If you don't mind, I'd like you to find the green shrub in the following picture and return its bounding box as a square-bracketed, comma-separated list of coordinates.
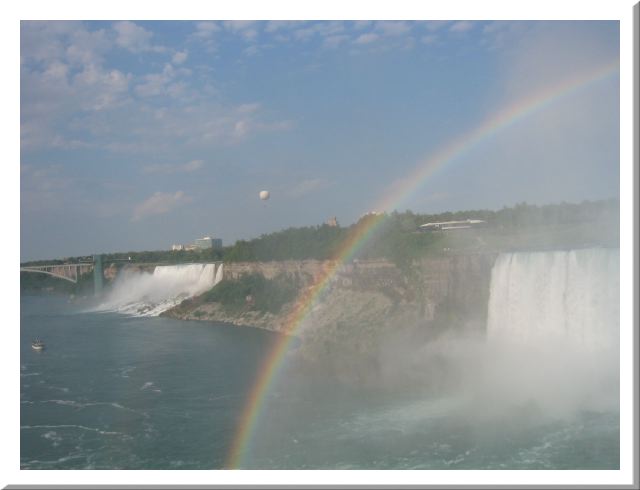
[202, 273, 299, 314]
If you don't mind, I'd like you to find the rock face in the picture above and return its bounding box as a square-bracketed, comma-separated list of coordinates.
[163, 254, 497, 379]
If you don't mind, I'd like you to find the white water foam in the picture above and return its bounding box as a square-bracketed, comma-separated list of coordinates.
[96, 263, 222, 317]
[487, 248, 619, 350]
[21, 424, 129, 437]
[484, 248, 619, 415]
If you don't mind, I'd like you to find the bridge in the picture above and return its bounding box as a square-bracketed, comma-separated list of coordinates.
[19, 263, 94, 283]
[21, 256, 214, 296]
[20, 255, 120, 296]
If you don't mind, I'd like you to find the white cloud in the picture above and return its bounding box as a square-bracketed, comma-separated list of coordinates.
[223, 20, 258, 41]
[354, 33, 379, 45]
[143, 159, 204, 174]
[237, 103, 261, 114]
[132, 191, 189, 221]
[194, 21, 220, 38]
[293, 26, 317, 41]
[265, 20, 301, 33]
[21, 32, 132, 150]
[20, 21, 292, 154]
[135, 63, 177, 98]
[224, 20, 256, 31]
[92, 99, 291, 154]
[182, 159, 204, 172]
[243, 45, 260, 56]
[172, 50, 188, 65]
[423, 20, 450, 32]
[324, 34, 349, 49]
[376, 21, 411, 37]
[353, 20, 372, 30]
[21, 21, 110, 67]
[113, 21, 162, 53]
[74, 64, 130, 110]
[449, 21, 475, 33]
[479, 21, 531, 51]
[291, 21, 345, 42]
[233, 120, 249, 138]
[65, 29, 111, 66]
[21, 164, 68, 191]
[192, 22, 220, 52]
[421, 34, 438, 45]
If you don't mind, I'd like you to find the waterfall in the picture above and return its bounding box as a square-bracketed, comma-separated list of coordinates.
[214, 262, 224, 285]
[487, 248, 619, 351]
[483, 248, 619, 414]
[97, 263, 220, 317]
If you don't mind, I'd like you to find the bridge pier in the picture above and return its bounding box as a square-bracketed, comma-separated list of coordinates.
[93, 254, 103, 296]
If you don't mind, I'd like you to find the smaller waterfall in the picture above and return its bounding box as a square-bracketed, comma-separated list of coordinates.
[214, 263, 224, 285]
[97, 263, 221, 317]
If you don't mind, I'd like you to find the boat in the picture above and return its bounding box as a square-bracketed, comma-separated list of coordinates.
[31, 339, 45, 351]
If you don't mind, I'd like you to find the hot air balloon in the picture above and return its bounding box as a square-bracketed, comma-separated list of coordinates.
[259, 190, 270, 201]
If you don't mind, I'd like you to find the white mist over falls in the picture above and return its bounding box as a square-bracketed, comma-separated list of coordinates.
[22, 249, 620, 469]
[96, 263, 223, 316]
[242, 248, 620, 469]
[97, 249, 620, 417]
[446, 247, 620, 419]
[485, 248, 619, 414]
[96, 250, 619, 415]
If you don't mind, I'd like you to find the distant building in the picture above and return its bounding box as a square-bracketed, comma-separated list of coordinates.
[171, 244, 184, 251]
[194, 236, 223, 249]
[325, 216, 339, 227]
[419, 219, 486, 232]
[195, 237, 213, 249]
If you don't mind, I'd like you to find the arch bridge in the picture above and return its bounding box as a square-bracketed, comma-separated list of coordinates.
[20, 255, 116, 295]
[19, 263, 94, 283]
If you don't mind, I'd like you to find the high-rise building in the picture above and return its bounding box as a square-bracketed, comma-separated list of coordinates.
[195, 237, 213, 249]
[194, 237, 223, 249]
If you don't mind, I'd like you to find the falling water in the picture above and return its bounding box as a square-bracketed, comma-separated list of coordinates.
[214, 263, 224, 284]
[487, 248, 619, 350]
[484, 248, 619, 415]
[96, 263, 222, 317]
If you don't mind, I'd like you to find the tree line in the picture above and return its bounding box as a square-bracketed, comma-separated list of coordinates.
[21, 198, 619, 268]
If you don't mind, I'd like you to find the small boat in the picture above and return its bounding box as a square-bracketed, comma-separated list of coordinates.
[31, 339, 45, 351]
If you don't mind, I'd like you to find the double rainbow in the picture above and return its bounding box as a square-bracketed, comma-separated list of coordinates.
[226, 59, 619, 469]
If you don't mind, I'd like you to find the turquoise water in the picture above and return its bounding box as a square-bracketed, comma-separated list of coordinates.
[21, 295, 619, 470]
[21, 295, 273, 469]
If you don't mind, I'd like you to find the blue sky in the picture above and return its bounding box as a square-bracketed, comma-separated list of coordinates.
[20, 20, 619, 261]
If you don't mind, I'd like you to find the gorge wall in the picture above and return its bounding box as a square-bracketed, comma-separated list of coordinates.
[163, 254, 498, 382]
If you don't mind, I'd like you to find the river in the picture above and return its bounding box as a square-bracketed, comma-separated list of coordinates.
[21, 287, 619, 470]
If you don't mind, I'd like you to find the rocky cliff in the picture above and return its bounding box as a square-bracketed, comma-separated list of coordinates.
[163, 254, 497, 382]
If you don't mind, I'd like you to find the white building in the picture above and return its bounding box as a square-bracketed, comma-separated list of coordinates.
[194, 236, 223, 249]
[419, 219, 486, 231]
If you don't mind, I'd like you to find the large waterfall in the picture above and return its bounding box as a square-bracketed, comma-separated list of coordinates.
[97, 263, 223, 317]
[487, 248, 619, 350]
[483, 248, 619, 414]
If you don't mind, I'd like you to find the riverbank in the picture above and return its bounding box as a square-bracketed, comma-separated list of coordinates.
[161, 254, 498, 384]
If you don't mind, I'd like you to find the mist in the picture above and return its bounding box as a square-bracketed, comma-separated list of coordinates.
[246, 246, 620, 468]
[95, 263, 222, 316]
[382, 248, 618, 416]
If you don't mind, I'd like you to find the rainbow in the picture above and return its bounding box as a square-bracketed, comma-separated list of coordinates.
[226, 60, 619, 468]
